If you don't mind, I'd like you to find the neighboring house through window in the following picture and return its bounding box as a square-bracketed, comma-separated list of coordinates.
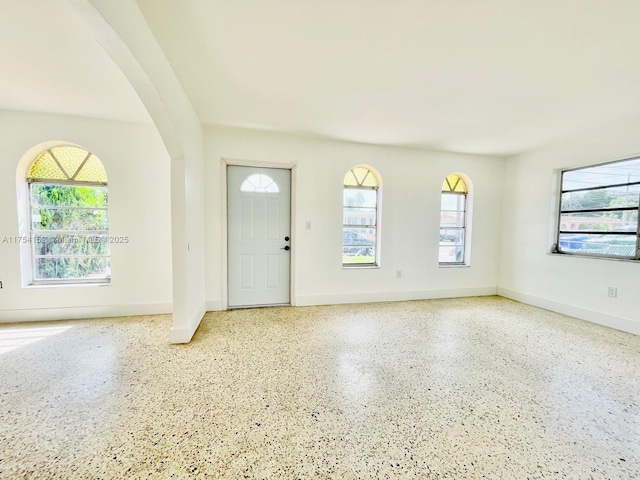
[25, 145, 110, 284]
[343, 166, 381, 266]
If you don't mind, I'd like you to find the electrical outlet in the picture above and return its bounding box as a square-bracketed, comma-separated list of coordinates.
[0, 281, 3, 289]
[607, 286, 617, 298]
[396, 270, 402, 278]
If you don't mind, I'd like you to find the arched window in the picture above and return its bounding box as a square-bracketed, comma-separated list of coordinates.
[26, 145, 110, 284]
[440, 174, 469, 265]
[343, 166, 381, 266]
[240, 173, 279, 193]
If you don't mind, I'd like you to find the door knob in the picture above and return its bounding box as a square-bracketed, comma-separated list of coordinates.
[281, 246, 290, 251]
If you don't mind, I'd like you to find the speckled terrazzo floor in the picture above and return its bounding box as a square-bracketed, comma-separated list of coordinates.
[1, 297, 639, 479]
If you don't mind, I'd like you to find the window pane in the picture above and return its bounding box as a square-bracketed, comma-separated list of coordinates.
[30, 147, 108, 183]
[34, 257, 111, 280]
[31, 184, 108, 208]
[49, 146, 88, 179]
[28, 151, 66, 180]
[343, 227, 376, 263]
[73, 155, 108, 183]
[343, 227, 376, 246]
[558, 233, 637, 256]
[343, 189, 376, 208]
[360, 172, 378, 188]
[32, 234, 110, 256]
[442, 175, 468, 193]
[561, 185, 640, 211]
[343, 206, 376, 226]
[352, 167, 370, 185]
[440, 211, 465, 228]
[240, 174, 279, 193]
[559, 210, 637, 233]
[342, 247, 376, 264]
[344, 167, 378, 188]
[31, 208, 109, 231]
[563, 158, 640, 191]
[441, 192, 466, 211]
[439, 245, 464, 263]
[440, 229, 465, 244]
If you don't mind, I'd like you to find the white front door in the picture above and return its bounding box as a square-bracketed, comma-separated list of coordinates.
[227, 166, 291, 308]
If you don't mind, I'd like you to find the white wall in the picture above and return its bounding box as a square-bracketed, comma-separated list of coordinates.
[498, 116, 640, 335]
[205, 126, 504, 309]
[71, 0, 207, 343]
[0, 110, 172, 322]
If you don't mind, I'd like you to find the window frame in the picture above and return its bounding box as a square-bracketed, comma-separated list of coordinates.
[342, 166, 381, 268]
[555, 157, 640, 261]
[24, 146, 111, 286]
[439, 175, 469, 266]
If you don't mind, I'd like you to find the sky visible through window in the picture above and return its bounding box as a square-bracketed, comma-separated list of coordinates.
[563, 158, 640, 191]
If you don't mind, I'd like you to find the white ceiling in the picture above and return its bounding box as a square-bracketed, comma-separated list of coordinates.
[3, 1, 640, 156]
[0, 0, 150, 124]
[137, 0, 640, 155]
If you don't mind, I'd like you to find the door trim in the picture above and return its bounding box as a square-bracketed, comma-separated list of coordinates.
[221, 157, 297, 310]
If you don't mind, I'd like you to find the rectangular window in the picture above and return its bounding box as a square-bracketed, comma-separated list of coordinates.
[439, 192, 466, 264]
[29, 183, 111, 283]
[343, 188, 378, 265]
[556, 157, 640, 260]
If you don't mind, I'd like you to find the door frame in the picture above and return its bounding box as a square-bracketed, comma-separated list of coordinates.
[221, 157, 297, 310]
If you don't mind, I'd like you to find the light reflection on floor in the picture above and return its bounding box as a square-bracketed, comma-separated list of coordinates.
[0, 325, 73, 354]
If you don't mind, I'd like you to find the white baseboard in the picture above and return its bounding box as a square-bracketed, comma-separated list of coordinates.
[295, 286, 497, 307]
[497, 287, 640, 336]
[0, 303, 172, 324]
[169, 301, 206, 344]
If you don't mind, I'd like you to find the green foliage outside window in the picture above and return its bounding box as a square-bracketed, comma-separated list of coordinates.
[31, 184, 110, 281]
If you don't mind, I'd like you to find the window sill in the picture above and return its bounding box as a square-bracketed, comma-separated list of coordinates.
[342, 264, 380, 269]
[26, 281, 111, 289]
[439, 263, 470, 268]
[548, 251, 640, 263]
